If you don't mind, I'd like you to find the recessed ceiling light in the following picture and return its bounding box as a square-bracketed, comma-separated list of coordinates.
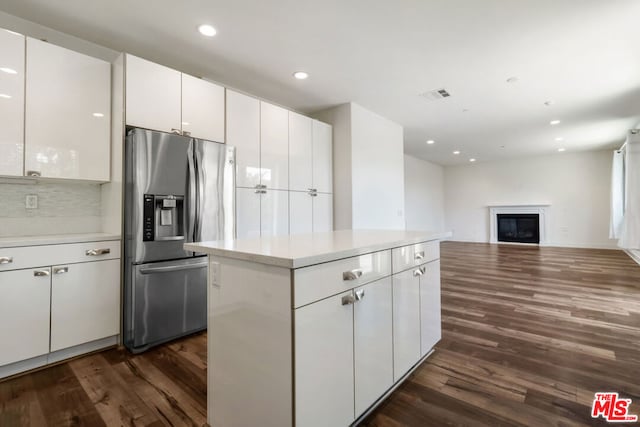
[550, 119, 561, 125]
[198, 24, 217, 37]
[469, 158, 476, 162]
[293, 71, 309, 80]
[453, 150, 460, 155]
[0, 93, 12, 99]
[0, 67, 17, 74]
[558, 148, 566, 152]
[544, 100, 556, 106]
[506, 76, 519, 83]
[426, 140, 435, 145]
[555, 137, 564, 141]
[92, 112, 104, 117]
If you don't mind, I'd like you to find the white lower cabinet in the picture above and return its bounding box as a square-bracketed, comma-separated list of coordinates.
[50, 259, 120, 352]
[354, 277, 393, 417]
[392, 268, 422, 381]
[236, 187, 261, 239]
[261, 189, 289, 237]
[289, 191, 312, 235]
[0, 267, 51, 366]
[421, 260, 441, 356]
[295, 291, 355, 427]
[0, 240, 121, 378]
[313, 192, 333, 232]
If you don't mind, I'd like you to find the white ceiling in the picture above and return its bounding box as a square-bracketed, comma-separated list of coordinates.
[2, 0, 639, 165]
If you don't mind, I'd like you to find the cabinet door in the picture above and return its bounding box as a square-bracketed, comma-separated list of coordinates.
[261, 189, 288, 237]
[0, 29, 25, 177]
[50, 259, 120, 352]
[125, 54, 181, 133]
[0, 268, 51, 366]
[289, 191, 312, 235]
[420, 260, 441, 355]
[354, 277, 393, 417]
[312, 192, 333, 232]
[236, 187, 261, 239]
[181, 74, 225, 142]
[392, 268, 421, 381]
[295, 291, 354, 427]
[260, 101, 288, 190]
[289, 112, 312, 191]
[227, 90, 260, 188]
[25, 38, 111, 181]
[312, 120, 332, 193]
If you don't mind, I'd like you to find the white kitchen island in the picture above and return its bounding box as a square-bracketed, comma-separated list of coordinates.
[185, 230, 450, 427]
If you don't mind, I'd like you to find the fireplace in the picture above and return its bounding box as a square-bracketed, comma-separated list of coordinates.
[497, 214, 540, 244]
[488, 204, 549, 245]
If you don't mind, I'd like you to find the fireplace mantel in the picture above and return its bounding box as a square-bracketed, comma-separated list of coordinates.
[488, 204, 550, 245]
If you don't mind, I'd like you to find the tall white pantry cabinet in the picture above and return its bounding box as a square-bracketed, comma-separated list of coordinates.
[227, 90, 333, 239]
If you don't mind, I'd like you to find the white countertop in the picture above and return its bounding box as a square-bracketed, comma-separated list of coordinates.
[185, 229, 452, 269]
[0, 233, 121, 248]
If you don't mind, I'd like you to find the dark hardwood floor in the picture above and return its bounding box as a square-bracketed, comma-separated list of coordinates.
[1, 241, 640, 426]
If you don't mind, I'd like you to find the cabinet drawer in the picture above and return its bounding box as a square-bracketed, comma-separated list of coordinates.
[392, 240, 439, 273]
[0, 240, 120, 271]
[294, 250, 391, 308]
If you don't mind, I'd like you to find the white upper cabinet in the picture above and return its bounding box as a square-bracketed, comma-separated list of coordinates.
[0, 29, 25, 177]
[227, 90, 261, 188]
[289, 112, 312, 191]
[260, 101, 289, 190]
[312, 120, 333, 193]
[25, 38, 111, 181]
[181, 74, 225, 142]
[125, 54, 182, 133]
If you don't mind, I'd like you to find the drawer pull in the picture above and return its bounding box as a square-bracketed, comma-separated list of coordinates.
[341, 294, 355, 306]
[53, 266, 69, 275]
[33, 270, 50, 277]
[0, 256, 13, 265]
[413, 267, 426, 277]
[343, 269, 363, 281]
[86, 248, 111, 256]
[355, 289, 365, 301]
[415, 251, 425, 261]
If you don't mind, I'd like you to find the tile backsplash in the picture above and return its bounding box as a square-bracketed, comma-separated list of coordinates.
[0, 181, 102, 237]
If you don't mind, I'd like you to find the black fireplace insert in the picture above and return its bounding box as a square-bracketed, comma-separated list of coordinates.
[497, 214, 540, 244]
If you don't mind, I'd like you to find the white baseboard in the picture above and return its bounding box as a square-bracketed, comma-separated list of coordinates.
[625, 249, 640, 266]
[0, 335, 118, 380]
[446, 238, 620, 250]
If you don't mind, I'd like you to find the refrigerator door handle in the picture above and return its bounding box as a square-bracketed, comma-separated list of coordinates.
[187, 140, 197, 244]
[139, 262, 207, 275]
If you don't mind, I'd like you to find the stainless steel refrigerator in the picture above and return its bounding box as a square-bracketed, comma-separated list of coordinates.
[124, 128, 235, 353]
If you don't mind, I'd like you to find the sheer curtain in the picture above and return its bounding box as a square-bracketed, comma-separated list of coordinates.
[610, 150, 625, 239]
[618, 132, 640, 249]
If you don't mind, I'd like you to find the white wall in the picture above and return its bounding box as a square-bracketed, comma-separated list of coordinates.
[314, 102, 405, 230]
[444, 150, 616, 248]
[350, 103, 405, 230]
[404, 155, 445, 231]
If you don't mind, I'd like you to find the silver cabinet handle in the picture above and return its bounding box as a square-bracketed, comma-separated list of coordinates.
[33, 270, 50, 277]
[415, 251, 425, 260]
[254, 189, 267, 194]
[86, 248, 111, 256]
[343, 269, 363, 281]
[53, 266, 69, 274]
[413, 267, 426, 277]
[341, 294, 355, 305]
[355, 289, 365, 301]
[255, 184, 266, 189]
[0, 256, 13, 265]
[26, 170, 41, 177]
[308, 189, 318, 197]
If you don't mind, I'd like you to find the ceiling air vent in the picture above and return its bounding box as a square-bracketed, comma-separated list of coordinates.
[420, 88, 451, 101]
